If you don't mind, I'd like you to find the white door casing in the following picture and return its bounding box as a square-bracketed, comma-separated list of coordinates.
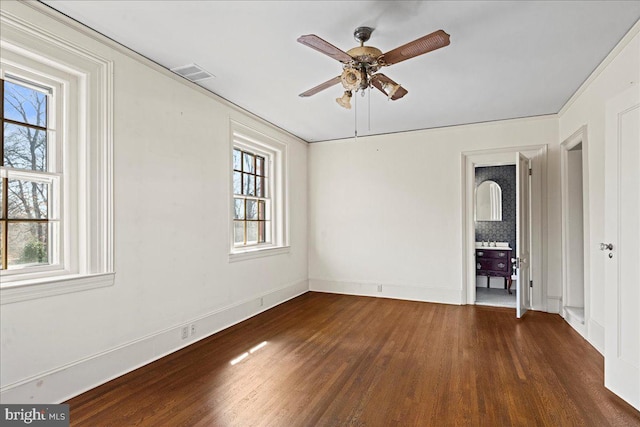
[462, 146, 546, 311]
[604, 85, 640, 410]
[560, 127, 590, 337]
[516, 152, 531, 318]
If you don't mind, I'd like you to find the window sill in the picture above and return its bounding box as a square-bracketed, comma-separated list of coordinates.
[229, 246, 290, 263]
[0, 272, 115, 305]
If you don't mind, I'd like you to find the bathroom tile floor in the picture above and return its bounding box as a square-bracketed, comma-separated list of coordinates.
[475, 286, 516, 308]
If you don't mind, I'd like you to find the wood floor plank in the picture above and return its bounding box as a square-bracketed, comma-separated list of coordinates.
[66, 292, 640, 426]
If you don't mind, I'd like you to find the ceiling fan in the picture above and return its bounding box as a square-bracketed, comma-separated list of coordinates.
[298, 27, 450, 109]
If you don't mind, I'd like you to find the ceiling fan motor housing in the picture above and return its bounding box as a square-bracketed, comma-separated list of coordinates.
[346, 46, 383, 69]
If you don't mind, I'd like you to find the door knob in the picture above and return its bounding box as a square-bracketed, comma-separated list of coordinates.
[600, 243, 613, 251]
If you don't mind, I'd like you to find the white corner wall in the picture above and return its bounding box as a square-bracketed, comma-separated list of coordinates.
[0, 2, 308, 403]
[308, 116, 558, 304]
[558, 23, 640, 353]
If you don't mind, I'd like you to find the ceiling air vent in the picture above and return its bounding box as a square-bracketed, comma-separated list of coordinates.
[171, 63, 215, 82]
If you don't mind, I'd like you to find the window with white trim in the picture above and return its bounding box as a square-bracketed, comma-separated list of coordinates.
[0, 12, 113, 303]
[233, 148, 270, 246]
[230, 122, 288, 260]
[1, 75, 62, 272]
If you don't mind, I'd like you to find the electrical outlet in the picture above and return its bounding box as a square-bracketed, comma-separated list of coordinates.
[259, 297, 264, 307]
[377, 284, 383, 292]
[190, 324, 196, 336]
[181, 326, 189, 340]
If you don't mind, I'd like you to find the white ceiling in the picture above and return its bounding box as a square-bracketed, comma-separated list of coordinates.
[41, 1, 640, 142]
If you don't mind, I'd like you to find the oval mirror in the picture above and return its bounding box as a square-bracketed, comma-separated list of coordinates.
[476, 180, 502, 221]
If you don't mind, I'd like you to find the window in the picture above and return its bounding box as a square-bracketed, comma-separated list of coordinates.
[233, 148, 270, 246]
[1, 77, 61, 273]
[1, 12, 113, 303]
[230, 121, 288, 260]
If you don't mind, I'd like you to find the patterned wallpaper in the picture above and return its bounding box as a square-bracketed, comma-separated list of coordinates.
[475, 165, 516, 253]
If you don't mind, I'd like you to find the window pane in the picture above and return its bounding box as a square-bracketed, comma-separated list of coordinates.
[234, 198, 245, 220]
[233, 149, 242, 171]
[256, 156, 265, 176]
[7, 222, 49, 268]
[258, 221, 265, 243]
[246, 221, 258, 244]
[3, 123, 47, 171]
[8, 179, 48, 219]
[233, 221, 244, 244]
[243, 173, 255, 196]
[0, 180, 3, 219]
[258, 200, 265, 220]
[256, 176, 263, 198]
[246, 199, 258, 220]
[243, 152, 255, 173]
[3, 81, 47, 127]
[233, 171, 242, 195]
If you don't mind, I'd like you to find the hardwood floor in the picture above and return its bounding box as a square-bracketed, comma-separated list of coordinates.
[66, 292, 640, 426]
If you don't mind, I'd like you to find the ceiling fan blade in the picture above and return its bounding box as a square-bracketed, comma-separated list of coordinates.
[370, 74, 408, 100]
[380, 30, 450, 66]
[297, 34, 353, 63]
[299, 76, 342, 97]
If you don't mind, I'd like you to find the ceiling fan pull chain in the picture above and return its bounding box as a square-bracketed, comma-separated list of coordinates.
[354, 89, 358, 141]
[368, 86, 371, 132]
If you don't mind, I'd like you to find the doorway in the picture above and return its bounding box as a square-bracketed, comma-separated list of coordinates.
[462, 145, 547, 314]
[474, 164, 517, 308]
[560, 127, 589, 337]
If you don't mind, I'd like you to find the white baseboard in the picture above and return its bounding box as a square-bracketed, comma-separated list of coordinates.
[562, 306, 587, 339]
[559, 308, 604, 356]
[547, 296, 562, 313]
[309, 278, 463, 305]
[0, 279, 308, 404]
[588, 318, 605, 355]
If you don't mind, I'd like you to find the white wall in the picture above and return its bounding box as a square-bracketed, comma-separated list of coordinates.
[0, 2, 308, 403]
[558, 24, 640, 352]
[308, 116, 558, 304]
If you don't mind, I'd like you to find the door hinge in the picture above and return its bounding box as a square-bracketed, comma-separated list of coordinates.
[529, 280, 533, 288]
[529, 168, 532, 176]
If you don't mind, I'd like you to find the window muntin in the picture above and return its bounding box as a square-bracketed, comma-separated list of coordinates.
[233, 148, 270, 246]
[1, 77, 61, 272]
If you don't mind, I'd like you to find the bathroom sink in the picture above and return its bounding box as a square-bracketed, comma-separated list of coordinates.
[475, 241, 511, 249]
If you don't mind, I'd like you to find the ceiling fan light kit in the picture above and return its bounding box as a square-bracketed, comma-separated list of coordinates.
[381, 81, 401, 99]
[336, 91, 353, 109]
[298, 26, 450, 109]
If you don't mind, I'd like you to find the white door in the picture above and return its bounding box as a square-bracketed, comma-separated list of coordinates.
[604, 86, 640, 410]
[515, 152, 531, 318]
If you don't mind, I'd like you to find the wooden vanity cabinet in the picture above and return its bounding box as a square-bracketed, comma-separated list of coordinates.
[476, 248, 513, 292]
